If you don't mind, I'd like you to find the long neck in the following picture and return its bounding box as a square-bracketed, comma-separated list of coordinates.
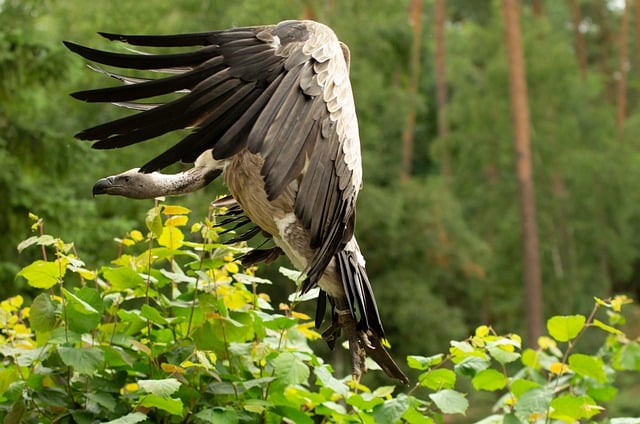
[148, 166, 221, 197]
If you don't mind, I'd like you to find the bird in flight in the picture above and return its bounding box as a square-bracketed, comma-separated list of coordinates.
[65, 20, 407, 384]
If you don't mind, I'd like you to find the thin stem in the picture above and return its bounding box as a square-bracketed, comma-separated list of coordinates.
[544, 303, 600, 424]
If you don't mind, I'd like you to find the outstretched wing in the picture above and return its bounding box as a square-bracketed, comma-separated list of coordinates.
[65, 20, 362, 290]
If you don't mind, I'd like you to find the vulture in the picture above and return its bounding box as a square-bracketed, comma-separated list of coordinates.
[65, 20, 408, 384]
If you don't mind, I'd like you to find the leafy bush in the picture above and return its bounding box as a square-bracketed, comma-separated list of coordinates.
[1, 203, 639, 423]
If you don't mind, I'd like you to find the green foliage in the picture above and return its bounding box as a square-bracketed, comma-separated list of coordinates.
[1, 206, 639, 423]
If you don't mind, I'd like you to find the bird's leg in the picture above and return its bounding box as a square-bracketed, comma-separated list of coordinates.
[337, 309, 367, 382]
[320, 300, 369, 382]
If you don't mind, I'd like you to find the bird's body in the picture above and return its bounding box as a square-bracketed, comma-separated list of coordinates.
[67, 20, 407, 383]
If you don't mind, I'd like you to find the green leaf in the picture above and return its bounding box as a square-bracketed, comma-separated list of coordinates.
[373, 393, 410, 424]
[407, 354, 443, 370]
[85, 392, 117, 411]
[510, 378, 540, 397]
[521, 348, 539, 368]
[146, 207, 164, 238]
[615, 341, 640, 371]
[0, 368, 19, 399]
[141, 304, 169, 325]
[429, 389, 468, 415]
[57, 346, 104, 375]
[3, 399, 26, 424]
[568, 353, 607, 383]
[402, 405, 434, 424]
[419, 368, 456, 390]
[314, 365, 349, 396]
[63, 288, 98, 314]
[17, 260, 62, 289]
[592, 319, 622, 335]
[288, 287, 319, 302]
[547, 315, 585, 342]
[29, 293, 57, 333]
[549, 394, 601, 421]
[514, 388, 552, 422]
[138, 378, 181, 397]
[195, 407, 238, 424]
[272, 352, 309, 385]
[234, 273, 272, 285]
[371, 386, 394, 398]
[471, 368, 507, 391]
[279, 266, 302, 282]
[453, 355, 490, 377]
[271, 406, 314, 424]
[587, 385, 617, 402]
[243, 398, 272, 414]
[487, 345, 520, 364]
[64, 287, 102, 333]
[102, 266, 144, 291]
[16, 236, 38, 253]
[139, 394, 184, 416]
[347, 394, 384, 410]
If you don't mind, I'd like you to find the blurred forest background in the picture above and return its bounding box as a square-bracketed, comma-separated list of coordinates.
[1, 0, 639, 395]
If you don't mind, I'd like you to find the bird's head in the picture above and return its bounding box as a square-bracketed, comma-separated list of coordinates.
[92, 168, 159, 199]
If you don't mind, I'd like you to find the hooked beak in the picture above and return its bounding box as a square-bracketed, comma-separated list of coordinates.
[92, 177, 115, 196]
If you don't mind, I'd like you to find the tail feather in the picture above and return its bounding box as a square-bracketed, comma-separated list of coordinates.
[334, 249, 408, 383]
[336, 250, 384, 338]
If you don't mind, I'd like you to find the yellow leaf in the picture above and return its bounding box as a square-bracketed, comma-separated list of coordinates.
[121, 238, 135, 247]
[475, 325, 490, 338]
[165, 215, 188, 227]
[510, 334, 522, 346]
[123, 383, 139, 393]
[295, 322, 322, 341]
[611, 295, 632, 312]
[538, 336, 557, 350]
[75, 268, 97, 280]
[549, 362, 569, 375]
[223, 289, 248, 310]
[162, 205, 191, 215]
[594, 296, 608, 307]
[259, 293, 271, 303]
[161, 363, 186, 374]
[129, 230, 144, 241]
[225, 262, 239, 274]
[290, 311, 311, 320]
[158, 226, 184, 249]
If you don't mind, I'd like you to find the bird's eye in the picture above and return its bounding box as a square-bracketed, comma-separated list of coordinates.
[123, 176, 131, 183]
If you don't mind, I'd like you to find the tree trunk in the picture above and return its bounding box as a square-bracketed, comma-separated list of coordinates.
[597, 0, 615, 102]
[635, 0, 640, 76]
[616, 0, 630, 139]
[301, 1, 316, 20]
[400, 0, 424, 182]
[531, 0, 544, 17]
[434, 0, 451, 178]
[501, 0, 544, 345]
[569, 0, 588, 79]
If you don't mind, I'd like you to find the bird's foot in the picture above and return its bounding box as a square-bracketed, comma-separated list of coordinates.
[321, 309, 369, 383]
[321, 308, 409, 385]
